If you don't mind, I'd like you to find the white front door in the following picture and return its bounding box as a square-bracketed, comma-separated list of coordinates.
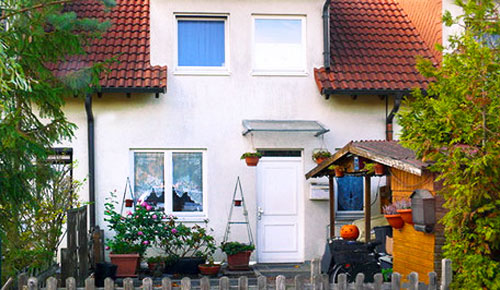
[256, 157, 303, 263]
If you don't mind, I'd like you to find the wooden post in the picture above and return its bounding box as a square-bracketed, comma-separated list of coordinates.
[328, 175, 335, 238]
[46, 277, 57, 290]
[84, 277, 95, 290]
[66, 278, 76, 290]
[199, 277, 210, 290]
[1, 277, 14, 290]
[364, 175, 371, 242]
[17, 273, 28, 290]
[238, 276, 248, 290]
[181, 277, 191, 290]
[337, 274, 347, 290]
[408, 272, 419, 290]
[275, 275, 285, 290]
[123, 278, 133, 290]
[310, 259, 320, 284]
[321, 274, 329, 290]
[66, 210, 77, 281]
[143, 278, 153, 290]
[391, 272, 401, 290]
[257, 276, 267, 290]
[428, 272, 437, 290]
[161, 277, 172, 290]
[441, 259, 452, 290]
[27, 278, 37, 290]
[373, 273, 383, 290]
[354, 273, 364, 290]
[294, 275, 303, 290]
[219, 277, 229, 290]
[77, 207, 88, 285]
[103, 278, 114, 290]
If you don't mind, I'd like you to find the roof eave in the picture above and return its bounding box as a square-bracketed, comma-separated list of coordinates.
[98, 86, 167, 94]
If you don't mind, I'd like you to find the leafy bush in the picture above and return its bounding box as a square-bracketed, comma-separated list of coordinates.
[240, 152, 262, 159]
[221, 242, 255, 256]
[312, 150, 331, 160]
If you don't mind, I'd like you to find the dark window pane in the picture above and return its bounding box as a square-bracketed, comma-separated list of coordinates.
[134, 152, 165, 210]
[172, 152, 203, 212]
[337, 176, 363, 211]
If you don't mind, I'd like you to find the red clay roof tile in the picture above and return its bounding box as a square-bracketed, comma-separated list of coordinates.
[51, 0, 166, 92]
[315, 0, 437, 94]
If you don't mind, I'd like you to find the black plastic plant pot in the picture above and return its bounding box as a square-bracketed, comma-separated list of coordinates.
[164, 257, 205, 275]
[94, 262, 117, 287]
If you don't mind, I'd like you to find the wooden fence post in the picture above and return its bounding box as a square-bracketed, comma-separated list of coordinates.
[181, 277, 191, 290]
[219, 277, 229, 290]
[65, 278, 76, 290]
[408, 272, 418, 290]
[428, 272, 437, 290]
[27, 278, 38, 290]
[354, 273, 364, 290]
[199, 277, 209, 290]
[337, 274, 347, 290]
[18, 273, 28, 290]
[441, 259, 452, 290]
[123, 278, 134, 290]
[238, 276, 248, 290]
[310, 259, 320, 284]
[373, 273, 383, 290]
[321, 274, 329, 290]
[104, 278, 114, 290]
[77, 207, 88, 285]
[46, 277, 57, 290]
[1, 278, 14, 290]
[257, 275, 267, 290]
[143, 278, 153, 290]
[391, 272, 401, 290]
[275, 275, 285, 290]
[294, 275, 303, 290]
[161, 277, 172, 290]
[84, 277, 95, 290]
[312, 274, 321, 290]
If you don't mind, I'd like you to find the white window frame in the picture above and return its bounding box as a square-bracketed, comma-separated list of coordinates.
[251, 14, 307, 76]
[130, 149, 208, 220]
[174, 14, 230, 75]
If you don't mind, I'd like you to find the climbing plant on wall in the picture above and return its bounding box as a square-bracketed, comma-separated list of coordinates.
[398, 0, 499, 288]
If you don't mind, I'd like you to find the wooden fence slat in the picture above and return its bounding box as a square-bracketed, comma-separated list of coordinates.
[337, 273, 347, 290]
[1, 277, 14, 290]
[199, 277, 210, 290]
[257, 275, 267, 290]
[321, 274, 329, 290]
[219, 277, 229, 290]
[391, 272, 401, 290]
[181, 277, 191, 290]
[143, 278, 153, 290]
[294, 275, 303, 290]
[428, 272, 437, 290]
[161, 277, 172, 290]
[312, 274, 321, 290]
[409, 272, 419, 290]
[18, 273, 28, 290]
[275, 275, 285, 290]
[103, 278, 114, 290]
[27, 278, 38, 290]
[441, 259, 452, 290]
[123, 278, 134, 290]
[373, 273, 383, 290]
[65, 278, 76, 290]
[310, 259, 320, 284]
[238, 276, 248, 290]
[46, 277, 57, 290]
[84, 278, 95, 290]
[354, 273, 364, 290]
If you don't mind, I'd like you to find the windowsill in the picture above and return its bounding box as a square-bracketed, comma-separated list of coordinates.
[251, 71, 308, 77]
[172, 216, 209, 223]
[174, 70, 231, 76]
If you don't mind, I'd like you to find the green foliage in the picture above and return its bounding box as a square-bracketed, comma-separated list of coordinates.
[312, 150, 332, 160]
[220, 242, 255, 256]
[398, 1, 499, 288]
[240, 152, 262, 159]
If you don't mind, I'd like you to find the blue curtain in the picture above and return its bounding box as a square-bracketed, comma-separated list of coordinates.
[337, 176, 363, 211]
[178, 20, 225, 67]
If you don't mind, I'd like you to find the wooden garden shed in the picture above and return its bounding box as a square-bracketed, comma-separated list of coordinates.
[305, 140, 447, 283]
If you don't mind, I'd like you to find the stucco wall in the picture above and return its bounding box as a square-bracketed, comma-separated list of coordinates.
[60, 0, 402, 262]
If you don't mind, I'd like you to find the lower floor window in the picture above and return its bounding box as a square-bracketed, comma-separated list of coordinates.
[132, 150, 206, 217]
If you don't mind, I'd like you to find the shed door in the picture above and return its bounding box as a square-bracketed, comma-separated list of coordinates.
[256, 157, 303, 263]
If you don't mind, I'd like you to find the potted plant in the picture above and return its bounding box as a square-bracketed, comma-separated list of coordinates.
[383, 204, 404, 229]
[328, 165, 345, 178]
[104, 192, 163, 277]
[363, 162, 385, 176]
[312, 150, 331, 164]
[221, 241, 255, 271]
[146, 256, 165, 272]
[395, 198, 413, 224]
[241, 152, 262, 166]
[198, 256, 221, 276]
[158, 217, 217, 275]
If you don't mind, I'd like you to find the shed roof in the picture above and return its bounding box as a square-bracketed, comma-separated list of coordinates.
[306, 140, 431, 178]
[314, 0, 437, 95]
[47, 0, 167, 93]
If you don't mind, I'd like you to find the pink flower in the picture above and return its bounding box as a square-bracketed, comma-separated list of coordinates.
[141, 201, 148, 207]
[146, 205, 153, 211]
[126, 211, 132, 216]
[152, 214, 158, 219]
[135, 215, 140, 219]
[105, 246, 110, 250]
[162, 215, 167, 219]
[138, 231, 144, 236]
[171, 228, 178, 234]
[143, 240, 149, 245]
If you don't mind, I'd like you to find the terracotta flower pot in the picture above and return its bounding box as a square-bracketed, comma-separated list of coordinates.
[245, 156, 260, 166]
[335, 168, 344, 178]
[234, 200, 242, 206]
[384, 214, 404, 229]
[315, 157, 327, 164]
[227, 251, 252, 271]
[374, 163, 385, 175]
[109, 253, 140, 277]
[397, 209, 413, 224]
[125, 199, 134, 207]
[198, 264, 221, 276]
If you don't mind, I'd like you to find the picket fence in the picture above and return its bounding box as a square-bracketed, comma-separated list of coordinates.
[10, 259, 452, 290]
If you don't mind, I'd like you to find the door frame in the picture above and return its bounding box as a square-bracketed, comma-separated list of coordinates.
[256, 156, 305, 263]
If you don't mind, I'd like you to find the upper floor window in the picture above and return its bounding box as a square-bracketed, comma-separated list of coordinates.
[252, 15, 306, 75]
[176, 15, 229, 74]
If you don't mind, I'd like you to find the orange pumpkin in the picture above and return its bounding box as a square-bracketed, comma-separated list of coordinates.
[340, 225, 360, 241]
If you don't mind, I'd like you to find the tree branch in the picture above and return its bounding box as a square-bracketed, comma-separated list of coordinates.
[0, 0, 76, 21]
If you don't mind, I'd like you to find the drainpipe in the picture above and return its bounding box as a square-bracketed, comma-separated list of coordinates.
[322, 0, 331, 70]
[85, 94, 96, 229]
[386, 94, 402, 141]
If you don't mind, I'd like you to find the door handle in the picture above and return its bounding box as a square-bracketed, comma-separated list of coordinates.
[257, 207, 264, 220]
